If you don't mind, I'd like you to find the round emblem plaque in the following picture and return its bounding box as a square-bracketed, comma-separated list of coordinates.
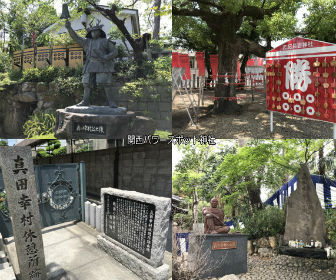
[47, 180, 75, 210]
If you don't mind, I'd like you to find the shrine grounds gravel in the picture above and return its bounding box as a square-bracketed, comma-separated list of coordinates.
[172, 89, 333, 138]
[237, 255, 336, 280]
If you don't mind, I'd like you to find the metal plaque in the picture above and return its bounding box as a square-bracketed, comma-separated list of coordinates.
[212, 240, 237, 250]
[104, 194, 155, 259]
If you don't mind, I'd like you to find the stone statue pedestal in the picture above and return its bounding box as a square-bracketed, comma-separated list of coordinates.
[55, 105, 156, 139]
[188, 233, 248, 278]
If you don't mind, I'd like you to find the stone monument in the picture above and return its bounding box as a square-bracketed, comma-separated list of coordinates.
[55, 4, 155, 139]
[97, 188, 171, 280]
[0, 147, 47, 280]
[283, 163, 327, 247]
[202, 197, 230, 234]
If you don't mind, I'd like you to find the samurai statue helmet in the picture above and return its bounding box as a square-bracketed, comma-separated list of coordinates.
[85, 18, 106, 38]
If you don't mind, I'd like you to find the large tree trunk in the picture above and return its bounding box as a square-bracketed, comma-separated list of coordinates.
[247, 186, 263, 210]
[318, 146, 325, 176]
[214, 38, 242, 114]
[240, 53, 249, 83]
[192, 189, 199, 225]
[152, 0, 161, 40]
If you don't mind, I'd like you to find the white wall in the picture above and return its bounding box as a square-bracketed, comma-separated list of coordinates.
[46, 11, 136, 50]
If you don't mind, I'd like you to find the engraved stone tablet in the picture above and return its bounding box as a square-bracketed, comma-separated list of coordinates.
[97, 187, 171, 277]
[0, 147, 47, 280]
[104, 194, 155, 258]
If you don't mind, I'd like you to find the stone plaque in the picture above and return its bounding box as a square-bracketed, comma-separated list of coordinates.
[0, 147, 47, 280]
[104, 194, 155, 259]
[212, 240, 237, 250]
[73, 122, 106, 135]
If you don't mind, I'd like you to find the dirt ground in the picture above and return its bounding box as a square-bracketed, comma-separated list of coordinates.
[172, 88, 334, 139]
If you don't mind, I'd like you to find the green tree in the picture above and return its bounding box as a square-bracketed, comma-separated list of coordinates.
[36, 140, 66, 158]
[7, 0, 58, 52]
[173, 139, 336, 226]
[173, 0, 301, 113]
[0, 139, 8, 146]
[301, 0, 336, 43]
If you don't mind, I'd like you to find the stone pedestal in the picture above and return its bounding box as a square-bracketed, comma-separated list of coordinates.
[188, 233, 248, 278]
[279, 246, 327, 259]
[55, 105, 156, 139]
[98, 235, 169, 280]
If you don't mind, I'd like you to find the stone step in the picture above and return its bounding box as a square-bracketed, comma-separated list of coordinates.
[0, 250, 7, 263]
[0, 266, 16, 280]
[0, 262, 10, 269]
[0, 233, 3, 251]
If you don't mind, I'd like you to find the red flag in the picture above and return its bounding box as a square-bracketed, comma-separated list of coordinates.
[179, 53, 191, 80]
[172, 52, 180, 68]
[195, 52, 205, 76]
[209, 54, 218, 80]
[236, 60, 241, 80]
[257, 58, 264, 66]
[246, 58, 255, 66]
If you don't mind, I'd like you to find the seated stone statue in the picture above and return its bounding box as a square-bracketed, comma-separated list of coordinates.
[202, 197, 230, 234]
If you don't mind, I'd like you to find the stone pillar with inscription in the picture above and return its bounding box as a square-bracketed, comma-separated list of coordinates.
[97, 188, 171, 280]
[0, 147, 47, 280]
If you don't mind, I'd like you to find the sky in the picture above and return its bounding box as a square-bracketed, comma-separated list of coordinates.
[5, 139, 66, 147]
[271, 5, 307, 48]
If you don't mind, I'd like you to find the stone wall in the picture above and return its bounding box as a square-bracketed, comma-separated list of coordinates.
[0, 233, 16, 279]
[0, 81, 171, 137]
[35, 142, 172, 199]
[115, 85, 171, 131]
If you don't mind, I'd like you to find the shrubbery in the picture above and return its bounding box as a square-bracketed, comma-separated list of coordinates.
[242, 206, 286, 239]
[0, 191, 8, 216]
[119, 56, 172, 99]
[0, 51, 12, 73]
[9, 65, 83, 83]
[326, 208, 336, 243]
[23, 112, 56, 138]
[174, 212, 193, 230]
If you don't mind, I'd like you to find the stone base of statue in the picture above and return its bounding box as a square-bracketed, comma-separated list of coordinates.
[55, 105, 156, 139]
[188, 233, 248, 278]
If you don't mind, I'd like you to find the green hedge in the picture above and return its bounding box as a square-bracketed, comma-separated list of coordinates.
[242, 206, 286, 239]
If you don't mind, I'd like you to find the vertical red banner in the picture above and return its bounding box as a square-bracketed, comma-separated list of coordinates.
[209, 54, 218, 80]
[237, 60, 241, 80]
[195, 52, 205, 76]
[172, 52, 180, 68]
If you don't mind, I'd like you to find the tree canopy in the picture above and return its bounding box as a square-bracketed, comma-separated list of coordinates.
[173, 0, 336, 110]
[173, 140, 336, 219]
